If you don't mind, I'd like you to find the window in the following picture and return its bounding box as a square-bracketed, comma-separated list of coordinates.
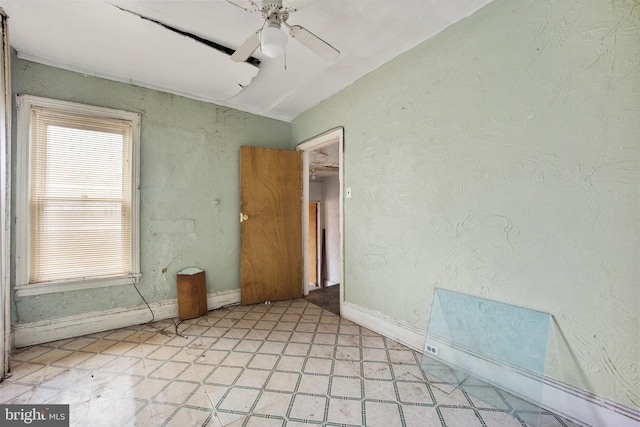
[15, 95, 140, 296]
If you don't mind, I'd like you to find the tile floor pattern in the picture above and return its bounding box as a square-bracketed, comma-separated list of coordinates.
[0, 299, 583, 427]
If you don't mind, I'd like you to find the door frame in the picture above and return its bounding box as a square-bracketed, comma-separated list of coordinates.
[296, 127, 344, 308]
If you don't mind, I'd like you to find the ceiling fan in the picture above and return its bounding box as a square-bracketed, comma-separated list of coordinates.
[228, 0, 340, 63]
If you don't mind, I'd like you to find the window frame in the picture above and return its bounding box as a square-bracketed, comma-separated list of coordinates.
[15, 95, 141, 297]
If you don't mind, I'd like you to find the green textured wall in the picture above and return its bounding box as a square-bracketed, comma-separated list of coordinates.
[292, 0, 639, 410]
[11, 57, 290, 324]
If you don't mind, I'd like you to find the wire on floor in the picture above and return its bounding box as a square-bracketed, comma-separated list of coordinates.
[171, 302, 241, 339]
[133, 282, 155, 323]
[173, 319, 188, 339]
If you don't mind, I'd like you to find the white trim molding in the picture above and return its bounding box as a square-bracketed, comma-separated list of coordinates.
[13, 288, 240, 348]
[342, 301, 640, 427]
[342, 301, 425, 353]
[14, 274, 142, 297]
[14, 94, 141, 293]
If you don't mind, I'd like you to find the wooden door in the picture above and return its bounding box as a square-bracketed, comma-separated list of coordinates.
[240, 146, 302, 305]
[308, 202, 318, 285]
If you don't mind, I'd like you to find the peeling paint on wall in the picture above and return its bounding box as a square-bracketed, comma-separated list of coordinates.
[11, 57, 290, 323]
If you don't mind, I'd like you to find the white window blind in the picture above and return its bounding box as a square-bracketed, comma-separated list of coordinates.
[29, 106, 133, 283]
[15, 95, 140, 296]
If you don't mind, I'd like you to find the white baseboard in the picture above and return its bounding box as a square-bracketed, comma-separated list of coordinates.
[342, 301, 425, 351]
[341, 301, 640, 427]
[13, 288, 240, 348]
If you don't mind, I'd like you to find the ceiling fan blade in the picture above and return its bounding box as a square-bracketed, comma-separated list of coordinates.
[224, 0, 259, 12]
[288, 25, 340, 62]
[231, 30, 261, 62]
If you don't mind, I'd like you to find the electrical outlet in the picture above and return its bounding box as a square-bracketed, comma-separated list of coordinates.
[425, 345, 439, 356]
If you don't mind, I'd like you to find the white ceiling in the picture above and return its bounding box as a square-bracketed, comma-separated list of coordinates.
[1, 0, 492, 122]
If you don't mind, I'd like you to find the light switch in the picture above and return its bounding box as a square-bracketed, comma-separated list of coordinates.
[346, 187, 352, 198]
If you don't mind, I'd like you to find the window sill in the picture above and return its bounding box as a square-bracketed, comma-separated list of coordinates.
[14, 274, 142, 297]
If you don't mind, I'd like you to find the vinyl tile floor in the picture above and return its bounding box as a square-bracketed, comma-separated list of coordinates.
[0, 299, 583, 427]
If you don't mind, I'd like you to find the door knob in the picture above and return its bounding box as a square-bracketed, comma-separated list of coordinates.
[240, 212, 249, 222]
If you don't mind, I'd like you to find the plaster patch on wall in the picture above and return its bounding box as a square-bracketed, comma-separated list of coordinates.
[444, 213, 521, 294]
[148, 219, 195, 235]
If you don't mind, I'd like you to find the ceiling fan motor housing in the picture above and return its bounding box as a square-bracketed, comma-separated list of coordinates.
[260, 0, 289, 23]
[260, 0, 283, 11]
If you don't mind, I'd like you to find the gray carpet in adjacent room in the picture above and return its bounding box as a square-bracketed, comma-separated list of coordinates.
[302, 284, 340, 315]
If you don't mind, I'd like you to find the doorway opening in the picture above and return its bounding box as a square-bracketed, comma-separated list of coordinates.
[297, 128, 344, 315]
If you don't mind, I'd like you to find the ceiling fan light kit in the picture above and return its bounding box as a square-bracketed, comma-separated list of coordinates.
[261, 23, 288, 58]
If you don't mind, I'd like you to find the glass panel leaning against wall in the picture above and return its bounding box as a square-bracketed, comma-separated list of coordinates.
[421, 288, 552, 427]
[15, 95, 141, 296]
